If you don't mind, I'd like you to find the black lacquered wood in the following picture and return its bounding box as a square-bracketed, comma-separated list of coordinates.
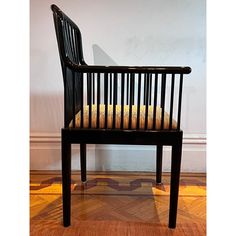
[156, 145, 163, 184]
[131, 73, 135, 105]
[149, 74, 152, 105]
[160, 74, 166, 130]
[153, 73, 158, 129]
[67, 64, 191, 75]
[87, 73, 91, 105]
[112, 73, 118, 128]
[113, 73, 118, 105]
[63, 68, 67, 128]
[80, 73, 84, 128]
[169, 140, 182, 228]
[121, 73, 125, 129]
[72, 70, 76, 128]
[73, 28, 79, 63]
[104, 73, 108, 129]
[144, 74, 150, 130]
[126, 73, 129, 105]
[169, 74, 175, 129]
[80, 143, 87, 182]
[144, 74, 147, 105]
[92, 73, 95, 104]
[52, 4, 87, 66]
[128, 73, 134, 129]
[64, 21, 73, 62]
[109, 73, 112, 105]
[61, 139, 71, 227]
[69, 24, 76, 62]
[97, 73, 100, 128]
[177, 74, 183, 130]
[87, 73, 92, 128]
[137, 73, 141, 129]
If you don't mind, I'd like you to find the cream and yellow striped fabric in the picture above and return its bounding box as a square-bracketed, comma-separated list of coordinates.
[69, 104, 177, 130]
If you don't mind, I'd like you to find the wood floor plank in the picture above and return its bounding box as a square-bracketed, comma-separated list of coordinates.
[30, 172, 206, 236]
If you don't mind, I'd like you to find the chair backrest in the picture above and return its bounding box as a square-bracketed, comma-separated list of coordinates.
[51, 4, 86, 127]
[51, 4, 86, 66]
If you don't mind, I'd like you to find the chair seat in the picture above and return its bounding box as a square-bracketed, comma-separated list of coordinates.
[69, 104, 177, 130]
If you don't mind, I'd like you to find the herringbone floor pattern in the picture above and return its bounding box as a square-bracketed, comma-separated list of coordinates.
[30, 172, 206, 236]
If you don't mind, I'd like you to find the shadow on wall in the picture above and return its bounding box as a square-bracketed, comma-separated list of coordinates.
[92, 44, 118, 170]
[92, 44, 118, 66]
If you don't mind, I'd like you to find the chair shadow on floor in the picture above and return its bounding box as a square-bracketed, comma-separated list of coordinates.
[30, 174, 206, 235]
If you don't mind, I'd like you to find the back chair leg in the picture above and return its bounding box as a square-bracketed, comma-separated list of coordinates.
[62, 140, 71, 227]
[156, 145, 163, 184]
[80, 143, 87, 183]
[168, 142, 182, 228]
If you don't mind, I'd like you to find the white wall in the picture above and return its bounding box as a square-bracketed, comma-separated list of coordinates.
[30, 0, 206, 172]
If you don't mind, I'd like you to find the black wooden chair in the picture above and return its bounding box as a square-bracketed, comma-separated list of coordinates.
[51, 4, 191, 229]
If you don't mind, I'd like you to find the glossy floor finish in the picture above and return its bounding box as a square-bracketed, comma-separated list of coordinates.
[30, 171, 206, 236]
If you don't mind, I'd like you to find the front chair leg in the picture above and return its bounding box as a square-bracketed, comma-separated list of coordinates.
[168, 142, 182, 229]
[62, 140, 71, 227]
[156, 145, 163, 184]
[80, 143, 87, 183]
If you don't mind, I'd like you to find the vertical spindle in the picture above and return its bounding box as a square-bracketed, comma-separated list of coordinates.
[70, 27, 77, 62]
[72, 70, 76, 128]
[104, 73, 108, 129]
[144, 73, 150, 130]
[149, 74, 152, 105]
[87, 73, 90, 105]
[73, 29, 79, 63]
[121, 73, 125, 129]
[64, 21, 74, 62]
[129, 73, 134, 129]
[113, 73, 117, 128]
[137, 73, 141, 129]
[109, 73, 112, 104]
[144, 74, 147, 105]
[177, 74, 183, 130]
[126, 73, 129, 105]
[97, 73, 100, 128]
[69, 24, 76, 62]
[169, 74, 175, 129]
[92, 73, 95, 104]
[160, 74, 166, 129]
[153, 73, 158, 129]
[80, 73, 84, 128]
[87, 73, 92, 128]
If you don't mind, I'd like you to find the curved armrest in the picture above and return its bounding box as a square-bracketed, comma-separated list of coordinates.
[65, 57, 191, 74]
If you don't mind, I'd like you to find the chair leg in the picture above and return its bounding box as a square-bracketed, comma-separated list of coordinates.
[80, 143, 87, 183]
[168, 142, 182, 229]
[62, 140, 71, 227]
[156, 145, 163, 184]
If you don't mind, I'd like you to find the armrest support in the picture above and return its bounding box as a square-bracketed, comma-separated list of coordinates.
[65, 57, 191, 74]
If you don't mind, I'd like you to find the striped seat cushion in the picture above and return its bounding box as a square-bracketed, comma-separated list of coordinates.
[69, 104, 177, 130]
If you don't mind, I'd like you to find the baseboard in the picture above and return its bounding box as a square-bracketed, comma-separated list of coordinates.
[30, 132, 206, 173]
[30, 170, 206, 177]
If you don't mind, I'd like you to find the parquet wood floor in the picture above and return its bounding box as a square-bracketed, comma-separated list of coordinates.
[30, 171, 206, 236]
